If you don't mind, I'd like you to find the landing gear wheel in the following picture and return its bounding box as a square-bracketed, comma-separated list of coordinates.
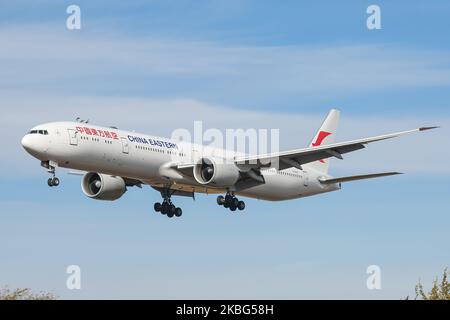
[225, 194, 233, 205]
[52, 177, 60, 187]
[161, 202, 170, 215]
[47, 177, 60, 187]
[217, 195, 225, 206]
[154, 202, 162, 212]
[219, 192, 247, 212]
[157, 188, 184, 218]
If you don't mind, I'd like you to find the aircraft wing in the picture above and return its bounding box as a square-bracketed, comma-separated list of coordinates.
[235, 127, 438, 170]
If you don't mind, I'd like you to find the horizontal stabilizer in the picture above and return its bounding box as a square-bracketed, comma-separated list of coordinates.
[319, 172, 402, 184]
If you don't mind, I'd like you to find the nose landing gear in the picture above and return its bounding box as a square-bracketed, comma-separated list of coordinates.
[42, 161, 60, 187]
[217, 193, 245, 212]
[47, 177, 60, 187]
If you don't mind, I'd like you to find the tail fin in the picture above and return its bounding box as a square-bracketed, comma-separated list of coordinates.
[304, 109, 340, 174]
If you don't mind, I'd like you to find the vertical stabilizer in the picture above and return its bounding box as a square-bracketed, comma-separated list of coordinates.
[304, 109, 340, 174]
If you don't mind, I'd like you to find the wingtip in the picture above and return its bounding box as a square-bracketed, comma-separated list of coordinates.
[386, 172, 403, 176]
[419, 126, 440, 131]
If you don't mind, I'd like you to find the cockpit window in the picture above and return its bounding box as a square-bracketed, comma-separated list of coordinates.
[29, 130, 48, 135]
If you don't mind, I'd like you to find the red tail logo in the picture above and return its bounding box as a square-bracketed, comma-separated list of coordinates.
[312, 131, 331, 163]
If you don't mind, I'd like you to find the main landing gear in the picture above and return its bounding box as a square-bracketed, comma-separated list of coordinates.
[217, 192, 245, 212]
[42, 161, 60, 187]
[153, 190, 182, 218]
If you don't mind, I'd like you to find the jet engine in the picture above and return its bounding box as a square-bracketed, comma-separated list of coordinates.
[193, 157, 240, 187]
[81, 172, 126, 201]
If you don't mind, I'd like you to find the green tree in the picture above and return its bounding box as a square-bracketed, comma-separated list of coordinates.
[0, 287, 57, 300]
[414, 268, 450, 300]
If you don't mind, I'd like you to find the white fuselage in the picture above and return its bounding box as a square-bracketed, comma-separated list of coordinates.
[21, 122, 340, 201]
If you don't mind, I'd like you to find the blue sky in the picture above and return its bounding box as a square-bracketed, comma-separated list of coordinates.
[0, 1, 449, 299]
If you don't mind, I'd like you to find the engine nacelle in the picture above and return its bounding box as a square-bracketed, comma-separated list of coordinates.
[81, 172, 126, 201]
[193, 157, 240, 187]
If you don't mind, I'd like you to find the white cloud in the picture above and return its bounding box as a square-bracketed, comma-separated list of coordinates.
[1, 24, 450, 99]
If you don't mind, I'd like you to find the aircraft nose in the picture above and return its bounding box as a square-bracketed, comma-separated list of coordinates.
[21, 134, 47, 157]
[21, 134, 33, 152]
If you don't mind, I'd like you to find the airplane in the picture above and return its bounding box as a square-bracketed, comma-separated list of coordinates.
[21, 109, 437, 218]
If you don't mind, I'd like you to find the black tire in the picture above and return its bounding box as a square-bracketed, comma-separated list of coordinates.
[175, 207, 182, 217]
[237, 201, 245, 211]
[47, 178, 53, 187]
[52, 177, 60, 186]
[232, 197, 239, 207]
[154, 202, 162, 212]
[170, 205, 176, 215]
[223, 202, 229, 208]
[161, 203, 169, 215]
[217, 195, 225, 206]
[230, 204, 237, 212]
[225, 194, 233, 205]
[167, 211, 175, 218]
